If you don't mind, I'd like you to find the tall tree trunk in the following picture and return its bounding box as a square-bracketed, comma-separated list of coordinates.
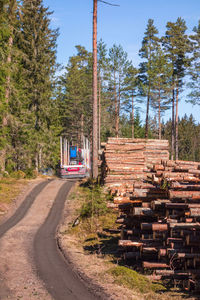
[131, 90, 134, 139]
[114, 71, 118, 137]
[98, 77, 101, 151]
[81, 113, 84, 145]
[117, 75, 121, 138]
[35, 150, 39, 172]
[145, 87, 150, 138]
[92, 0, 98, 178]
[39, 146, 42, 170]
[158, 88, 161, 140]
[171, 83, 175, 160]
[175, 84, 179, 160]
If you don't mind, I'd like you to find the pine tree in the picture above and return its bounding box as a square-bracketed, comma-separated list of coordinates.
[123, 64, 139, 138]
[162, 18, 191, 159]
[108, 44, 130, 137]
[97, 39, 108, 149]
[187, 20, 200, 105]
[150, 45, 172, 139]
[139, 19, 159, 138]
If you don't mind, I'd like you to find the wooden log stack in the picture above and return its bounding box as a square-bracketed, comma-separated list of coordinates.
[101, 138, 169, 195]
[116, 159, 200, 291]
[101, 139, 200, 290]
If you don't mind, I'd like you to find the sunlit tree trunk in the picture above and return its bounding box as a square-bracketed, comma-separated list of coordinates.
[158, 87, 161, 140]
[92, 0, 98, 178]
[171, 82, 175, 160]
[175, 83, 179, 160]
[131, 91, 134, 139]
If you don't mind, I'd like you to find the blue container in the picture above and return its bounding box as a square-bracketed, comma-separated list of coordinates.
[70, 146, 77, 159]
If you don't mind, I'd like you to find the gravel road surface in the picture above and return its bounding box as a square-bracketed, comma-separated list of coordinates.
[0, 179, 98, 300]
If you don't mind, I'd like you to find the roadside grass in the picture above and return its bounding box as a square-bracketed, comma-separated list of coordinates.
[65, 180, 191, 300]
[0, 178, 29, 214]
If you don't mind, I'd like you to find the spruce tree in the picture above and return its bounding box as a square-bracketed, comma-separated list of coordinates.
[0, 0, 18, 172]
[58, 46, 92, 140]
[17, 0, 59, 171]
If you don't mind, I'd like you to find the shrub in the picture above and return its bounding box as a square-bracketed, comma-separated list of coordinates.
[80, 185, 108, 219]
[10, 170, 26, 179]
[25, 168, 37, 179]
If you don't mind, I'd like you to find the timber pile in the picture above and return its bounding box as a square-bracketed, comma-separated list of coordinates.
[101, 138, 169, 195]
[116, 159, 200, 291]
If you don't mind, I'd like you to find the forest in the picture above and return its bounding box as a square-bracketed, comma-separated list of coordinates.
[0, 0, 200, 176]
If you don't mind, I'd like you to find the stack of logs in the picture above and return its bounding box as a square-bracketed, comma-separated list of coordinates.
[114, 159, 200, 290]
[101, 138, 169, 194]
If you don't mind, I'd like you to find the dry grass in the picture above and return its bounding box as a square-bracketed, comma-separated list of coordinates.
[0, 178, 29, 214]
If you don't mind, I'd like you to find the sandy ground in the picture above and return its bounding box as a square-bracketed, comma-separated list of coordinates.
[0, 179, 65, 300]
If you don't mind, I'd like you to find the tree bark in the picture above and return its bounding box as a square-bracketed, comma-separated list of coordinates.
[114, 71, 118, 137]
[117, 74, 121, 138]
[81, 113, 84, 142]
[92, 0, 98, 178]
[175, 83, 179, 160]
[98, 77, 101, 151]
[145, 87, 150, 138]
[131, 90, 134, 139]
[158, 87, 161, 140]
[171, 82, 175, 160]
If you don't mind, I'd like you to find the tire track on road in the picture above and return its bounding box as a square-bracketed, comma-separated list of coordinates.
[0, 180, 50, 238]
[34, 180, 98, 300]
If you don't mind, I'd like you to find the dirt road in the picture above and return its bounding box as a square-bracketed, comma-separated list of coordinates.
[0, 179, 98, 300]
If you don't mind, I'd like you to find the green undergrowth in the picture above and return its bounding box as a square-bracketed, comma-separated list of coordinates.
[67, 179, 119, 254]
[107, 266, 166, 294]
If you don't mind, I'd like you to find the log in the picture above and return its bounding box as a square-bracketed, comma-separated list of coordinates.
[169, 190, 200, 200]
[186, 235, 200, 245]
[143, 262, 170, 269]
[153, 164, 165, 171]
[188, 208, 200, 217]
[118, 240, 143, 247]
[123, 252, 140, 259]
[132, 207, 154, 216]
[142, 247, 158, 253]
[177, 253, 200, 258]
[169, 223, 200, 229]
[141, 223, 168, 231]
[166, 203, 200, 209]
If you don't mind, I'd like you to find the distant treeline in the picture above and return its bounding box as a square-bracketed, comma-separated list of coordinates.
[0, 1, 200, 175]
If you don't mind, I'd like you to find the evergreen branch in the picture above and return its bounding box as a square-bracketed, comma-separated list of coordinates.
[98, 0, 120, 7]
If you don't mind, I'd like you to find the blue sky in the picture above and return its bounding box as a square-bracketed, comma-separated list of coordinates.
[43, 0, 200, 123]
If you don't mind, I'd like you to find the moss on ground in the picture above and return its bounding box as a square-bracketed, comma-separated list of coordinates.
[107, 266, 166, 294]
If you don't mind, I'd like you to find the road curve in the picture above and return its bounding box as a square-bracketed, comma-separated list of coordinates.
[33, 180, 98, 300]
[0, 180, 50, 238]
